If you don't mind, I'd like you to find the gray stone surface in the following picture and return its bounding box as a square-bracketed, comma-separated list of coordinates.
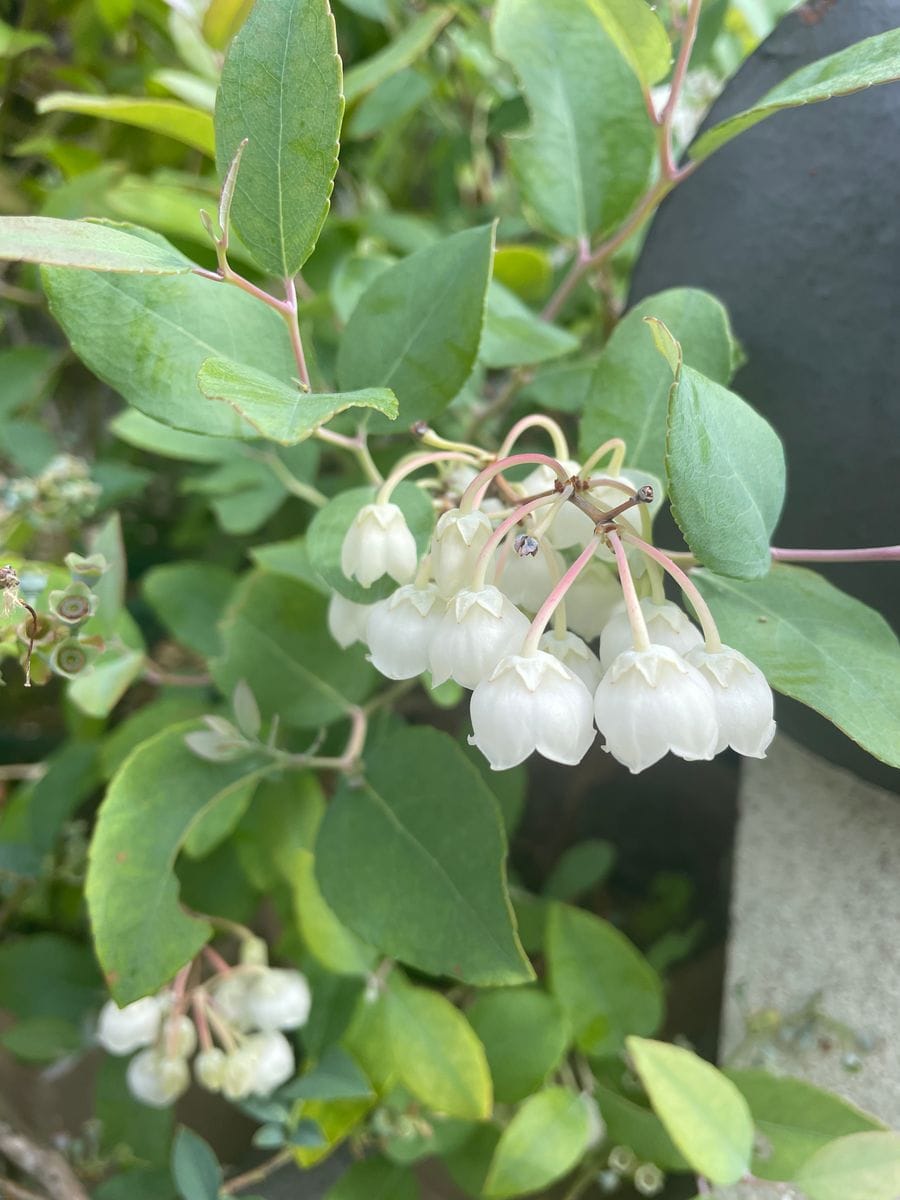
[722, 735, 900, 1125]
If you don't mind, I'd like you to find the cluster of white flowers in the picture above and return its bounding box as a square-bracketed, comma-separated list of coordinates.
[333, 444, 775, 774]
[97, 963, 311, 1108]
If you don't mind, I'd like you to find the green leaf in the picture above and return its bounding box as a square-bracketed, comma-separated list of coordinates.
[197, 357, 398, 444]
[86, 723, 271, 1002]
[0, 1016, 82, 1062]
[480, 282, 579, 370]
[235, 772, 325, 887]
[143, 561, 236, 660]
[0, 217, 194, 274]
[172, 1128, 222, 1200]
[693, 565, 900, 768]
[101, 696, 211, 781]
[691, 29, 900, 163]
[326, 1156, 420, 1200]
[215, 0, 343, 276]
[795, 1131, 900, 1200]
[307, 484, 434, 604]
[96, 1055, 173, 1167]
[724, 1070, 885, 1181]
[626, 1037, 754, 1186]
[484, 1087, 591, 1198]
[578, 288, 739, 480]
[593, 1083, 687, 1171]
[543, 839, 616, 901]
[467, 987, 569, 1104]
[69, 647, 146, 720]
[337, 224, 494, 429]
[37, 93, 214, 155]
[384, 973, 492, 1120]
[290, 847, 378, 974]
[316, 725, 533, 986]
[493, 0, 654, 241]
[546, 903, 662, 1057]
[664, 349, 785, 579]
[590, 0, 671, 87]
[42, 227, 296, 437]
[344, 7, 453, 102]
[0, 18, 51, 57]
[110, 410, 241, 462]
[0, 345, 61, 418]
[282, 1045, 374, 1101]
[0, 934, 101, 1022]
[212, 570, 377, 728]
[26, 742, 101, 854]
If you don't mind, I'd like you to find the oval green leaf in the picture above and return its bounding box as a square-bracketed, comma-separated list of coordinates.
[484, 1087, 591, 1198]
[467, 987, 570, 1104]
[0, 217, 194, 274]
[796, 1132, 900, 1200]
[215, 0, 343, 276]
[626, 1036, 754, 1186]
[37, 93, 214, 155]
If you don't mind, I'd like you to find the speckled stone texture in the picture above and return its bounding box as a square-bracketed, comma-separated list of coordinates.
[723, 735, 900, 1124]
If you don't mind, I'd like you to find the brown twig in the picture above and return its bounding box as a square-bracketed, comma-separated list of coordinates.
[0, 1121, 89, 1200]
[221, 1148, 294, 1195]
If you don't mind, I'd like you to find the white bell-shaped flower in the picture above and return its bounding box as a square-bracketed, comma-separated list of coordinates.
[340, 502, 417, 589]
[245, 1031, 295, 1095]
[429, 586, 529, 688]
[97, 995, 163, 1055]
[687, 645, 776, 757]
[497, 543, 556, 612]
[539, 630, 604, 693]
[126, 1048, 190, 1108]
[327, 592, 371, 648]
[194, 1047, 227, 1092]
[599, 597, 703, 668]
[565, 561, 622, 642]
[593, 644, 719, 773]
[221, 1046, 259, 1100]
[162, 1014, 197, 1058]
[430, 507, 493, 597]
[210, 973, 254, 1032]
[366, 583, 443, 679]
[245, 968, 311, 1032]
[518, 459, 586, 549]
[469, 651, 596, 770]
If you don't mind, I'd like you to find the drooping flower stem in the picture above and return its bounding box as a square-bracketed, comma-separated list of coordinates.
[623, 532, 723, 653]
[580, 437, 626, 479]
[497, 414, 569, 462]
[376, 450, 481, 505]
[460, 452, 570, 512]
[608, 531, 651, 653]
[471, 492, 568, 591]
[523, 536, 602, 655]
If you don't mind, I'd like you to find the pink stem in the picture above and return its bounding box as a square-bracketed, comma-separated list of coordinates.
[165, 963, 192, 1058]
[377, 450, 479, 504]
[607, 531, 651, 653]
[472, 493, 565, 590]
[203, 945, 232, 976]
[283, 276, 310, 390]
[461, 452, 569, 512]
[192, 993, 213, 1052]
[623, 532, 722, 652]
[771, 545, 900, 563]
[523, 536, 602, 654]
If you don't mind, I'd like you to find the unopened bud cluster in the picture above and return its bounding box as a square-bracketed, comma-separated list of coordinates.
[0, 454, 101, 531]
[96, 946, 310, 1108]
[334, 428, 775, 774]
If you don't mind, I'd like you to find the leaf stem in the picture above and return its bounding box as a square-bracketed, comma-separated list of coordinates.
[771, 544, 900, 563]
[376, 450, 480, 505]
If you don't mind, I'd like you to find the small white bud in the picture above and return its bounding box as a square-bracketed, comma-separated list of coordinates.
[687, 645, 776, 757]
[340, 503, 417, 588]
[599, 597, 702, 668]
[210, 973, 254, 1031]
[539, 630, 604, 693]
[239, 936, 269, 967]
[245, 969, 311, 1032]
[366, 583, 443, 679]
[429, 507, 493, 597]
[97, 996, 163, 1055]
[162, 1014, 197, 1058]
[245, 1031, 295, 1095]
[327, 592, 371, 649]
[469, 651, 596, 770]
[429, 586, 529, 689]
[126, 1049, 189, 1108]
[222, 1046, 259, 1100]
[593, 644, 719, 774]
[195, 1047, 227, 1092]
[564, 561, 622, 642]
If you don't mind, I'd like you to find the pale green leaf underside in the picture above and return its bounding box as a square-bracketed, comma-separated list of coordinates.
[37, 92, 214, 155]
[694, 565, 900, 769]
[691, 27, 900, 162]
[0, 217, 193, 274]
[344, 6, 454, 103]
[493, 0, 654, 241]
[795, 1132, 900, 1200]
[215, 0, 343, 277]
[626, 1037, 754, 1186]
[484, 1087, 590, 1198]
[315, 726, 534, 987]
[86, 724, 271, 1003]
[665, 361, 785, 579]
[197, 356, 397, 444]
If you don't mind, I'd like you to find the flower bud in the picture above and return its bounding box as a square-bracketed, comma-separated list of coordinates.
[97, 996, 163, 1055]
[162, 1014, 198, 1058]
[593, 644, 719, 773]
[539, 630, 603, 693]
[210, 973, 254, 1031]
[366, 583, 443, 679]
[244, 1031, 295, 1095]
[327, 592, 371, 648]
[469, 651, 596, 770]
[239, 936, 269, 967]
[599, 598, 702, 668]
[222, 1046, 259, 1100]
[126, 1048, 189, 1108]
[430, 507, 493, 597]
[564, 561, 622, 642]
[340, 503, 417, 588]
[429, 586, 529, 689]
[686, 645, 776, 757]
[245, 969, 311, 1032]
[195, 1047, 227, 1092]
